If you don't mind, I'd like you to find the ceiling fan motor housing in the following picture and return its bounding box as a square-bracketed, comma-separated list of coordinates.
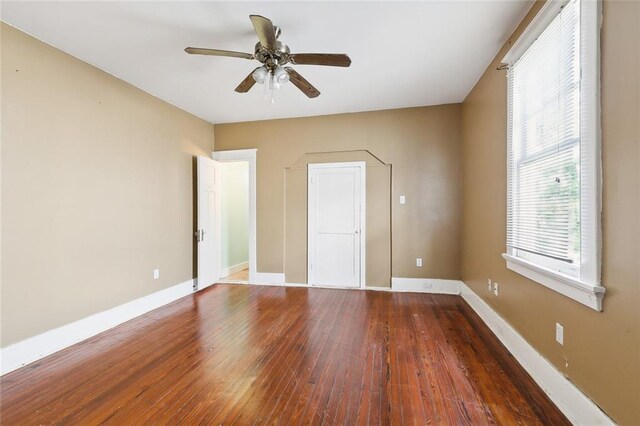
[254, 40, 291, 68]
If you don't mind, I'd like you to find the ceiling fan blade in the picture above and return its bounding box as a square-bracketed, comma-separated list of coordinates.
[185, 47, 254, 60]
[285, 67, 320, 98]
[249, 15, 277, 51]
[289, 53, 351, 67]
[235, 68, 260, 93]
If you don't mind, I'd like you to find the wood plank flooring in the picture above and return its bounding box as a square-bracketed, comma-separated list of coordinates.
[221, 268, 249, 282]
[0, 285, 569, 425]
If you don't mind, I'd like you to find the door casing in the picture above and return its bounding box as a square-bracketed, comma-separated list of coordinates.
[213, 149, 257, 284]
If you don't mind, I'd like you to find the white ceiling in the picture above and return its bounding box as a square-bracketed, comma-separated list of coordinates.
[2, 1, 531, 124]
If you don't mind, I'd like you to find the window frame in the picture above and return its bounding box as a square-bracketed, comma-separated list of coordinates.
[502, 0, 605, 311]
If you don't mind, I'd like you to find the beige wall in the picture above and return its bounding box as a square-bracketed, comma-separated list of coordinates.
[1, 24, 214, 346]
[215, 105, 462, 286]
[461, 1, 640, 424]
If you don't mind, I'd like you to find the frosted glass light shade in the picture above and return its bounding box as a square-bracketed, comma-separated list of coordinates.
[252, 66, 269, 84]
[273, 66, 289, 85]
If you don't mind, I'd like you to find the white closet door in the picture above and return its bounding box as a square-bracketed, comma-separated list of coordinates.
[308, 162, 365, 288]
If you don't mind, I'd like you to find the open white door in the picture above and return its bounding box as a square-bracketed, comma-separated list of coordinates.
[196, 156, 221, 290]
[308, 162, 366, 288]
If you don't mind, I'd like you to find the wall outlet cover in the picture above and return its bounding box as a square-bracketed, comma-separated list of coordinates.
[416, 258, 423, 267]
[556, 323, 564, 345]
[153, 269, 160, 280]
[493, 282, 499, 296]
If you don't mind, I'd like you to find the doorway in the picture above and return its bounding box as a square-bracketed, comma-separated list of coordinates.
[213, 149, 257, 284]
[307, 162, 366, 288]
[218, 161, 249, 282]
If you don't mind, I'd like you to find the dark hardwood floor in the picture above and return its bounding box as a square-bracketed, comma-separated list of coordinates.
[0, 284, 569, 425]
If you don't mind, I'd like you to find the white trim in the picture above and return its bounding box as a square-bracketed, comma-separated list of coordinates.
[306, 161, 367, 170]
[460, 283, 614, 425]
[578, 0, 603, 293]
[0, 279, 194, 376]
[391, 277, 462, 295]
[307, 161, 366, 289]
[213, 149, 257, 284]
[360, 164, 366, 289]
[254, 272, 285, 285]
[244, 278, 463, 294]
[250, 280, 304, 288]
[242, 281, 390, 292]
[259, 282, 391, 291]
[219, 261, 249, 280]
[503, 253, 605, 311]
[213, 148, 257, 161]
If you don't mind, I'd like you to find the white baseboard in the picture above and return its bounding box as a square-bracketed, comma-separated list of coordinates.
[248, 276, 460, 293]
[391, 277, 462, 294]
[250, 281, 392, 292]
[219, 261, 249, 279]
[0, 279, 194, 376]
[253, 272, 285, 285]
[460, 283, 614, 425]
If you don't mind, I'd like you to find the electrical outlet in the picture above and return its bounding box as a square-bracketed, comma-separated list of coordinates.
[493, 282, 499, 296]
[488, 279, 492, 291]
[400, 195, 406, 205]
[556, 323, 564, 345]
[153, 269, 160, 280]
[416, 258, 423, 267]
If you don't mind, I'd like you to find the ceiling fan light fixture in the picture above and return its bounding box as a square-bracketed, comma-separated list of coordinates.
[185, 14, 351, 99]
[273, 66, 289, 85]
[252, 66, 268, 84]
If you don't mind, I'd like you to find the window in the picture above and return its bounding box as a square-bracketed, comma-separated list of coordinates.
[502, 0, 604, 310]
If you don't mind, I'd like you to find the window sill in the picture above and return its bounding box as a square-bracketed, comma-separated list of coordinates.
[502, 253, 605, 311]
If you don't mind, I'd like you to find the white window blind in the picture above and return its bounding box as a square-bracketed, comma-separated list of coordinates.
[507, 0, 581, 274]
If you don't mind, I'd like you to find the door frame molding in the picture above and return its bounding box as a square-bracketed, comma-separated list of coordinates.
[212, 149, 257, 284]
[307, 161, 366, 289]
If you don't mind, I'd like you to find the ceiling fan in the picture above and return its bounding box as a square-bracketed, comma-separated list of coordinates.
[185, 15, 351, 101]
